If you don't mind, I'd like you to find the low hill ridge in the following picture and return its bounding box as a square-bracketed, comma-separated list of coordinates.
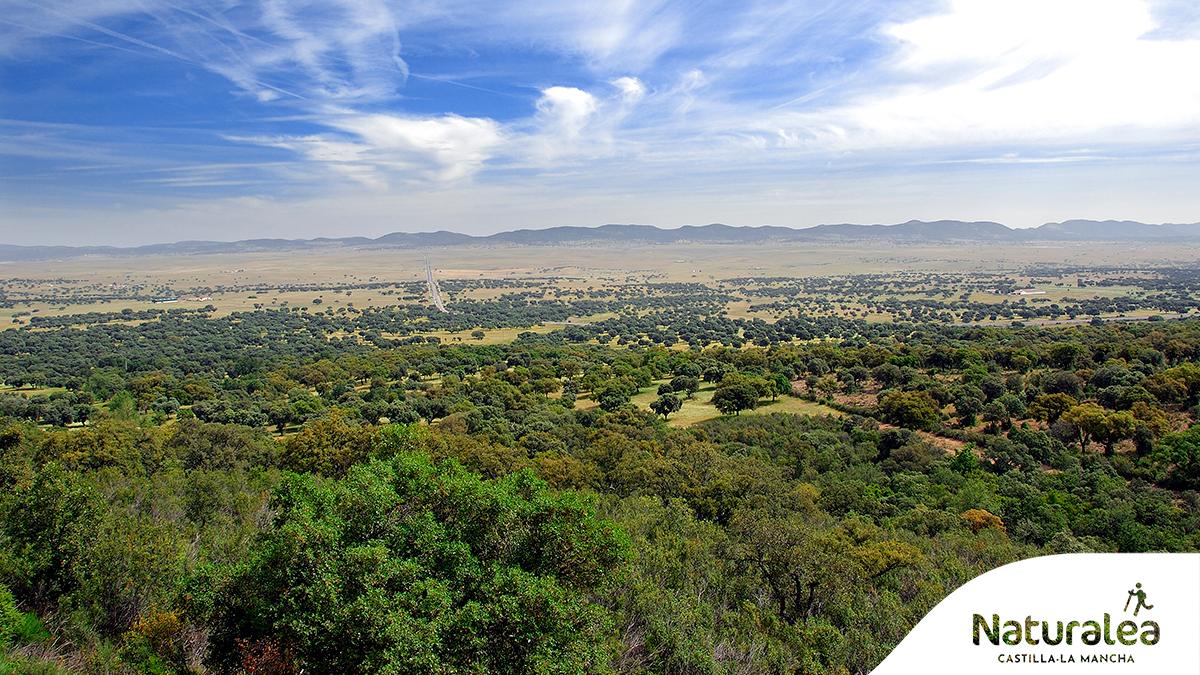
[3, 219, 1198, 261]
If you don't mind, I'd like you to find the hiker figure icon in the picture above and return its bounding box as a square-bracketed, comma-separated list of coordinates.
[1124, 583, 1153, 616]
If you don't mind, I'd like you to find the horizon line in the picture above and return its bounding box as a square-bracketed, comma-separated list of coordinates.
[4, 218, 1196, 250]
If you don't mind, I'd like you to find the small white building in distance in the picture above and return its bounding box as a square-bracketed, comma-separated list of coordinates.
[1013, 288, 1047, 296]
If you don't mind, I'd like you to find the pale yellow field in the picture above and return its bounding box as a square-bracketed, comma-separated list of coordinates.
[9, 241, 1198, 287]
[0, 385, 67, 397]
[577, 381, 844, 427]
[405, 325, 561, 345]
[4, 241, 1198, 330]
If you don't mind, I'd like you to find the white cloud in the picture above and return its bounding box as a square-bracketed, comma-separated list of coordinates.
[885, 0, 1147, 71]
[230, 112, 504, 186]
[670, 69, 707, 114]
[525, 86, 600, 162]
[331, 113, 504, 181]
[754, 0, 1200, 152]
[468, 0, 684, 72]
[611, 76, 646, 103]
[535, 87, 598, 139]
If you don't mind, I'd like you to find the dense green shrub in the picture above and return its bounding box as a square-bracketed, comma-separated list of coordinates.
[205, 454, 628, 674]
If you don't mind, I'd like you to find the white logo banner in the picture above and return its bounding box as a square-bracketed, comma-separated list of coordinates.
[874, 553, 1200, 673]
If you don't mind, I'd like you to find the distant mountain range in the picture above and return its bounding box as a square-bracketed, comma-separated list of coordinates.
[3, 219, 1199, 262]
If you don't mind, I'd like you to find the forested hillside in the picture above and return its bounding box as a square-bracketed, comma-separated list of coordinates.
[2, 316, 1199, 673]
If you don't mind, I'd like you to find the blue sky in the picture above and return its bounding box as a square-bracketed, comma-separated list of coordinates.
[1, 0, 1199, 245]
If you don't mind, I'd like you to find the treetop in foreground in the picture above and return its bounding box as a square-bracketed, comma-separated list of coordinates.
[204, 453, 628, 674]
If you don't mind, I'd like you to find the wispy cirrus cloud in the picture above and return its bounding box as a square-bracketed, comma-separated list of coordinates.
[2, 0, 408, 103]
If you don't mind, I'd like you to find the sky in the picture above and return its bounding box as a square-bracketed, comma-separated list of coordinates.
[1, 0, 1199, 246]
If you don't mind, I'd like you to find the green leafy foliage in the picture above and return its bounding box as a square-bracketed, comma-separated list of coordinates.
[877, 390, 942, 431]
[712, 375, 761, 416]
[206, 454, 627, 674]
[0, 316, 1198, 673]
[1153, 425, 1200, 489]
